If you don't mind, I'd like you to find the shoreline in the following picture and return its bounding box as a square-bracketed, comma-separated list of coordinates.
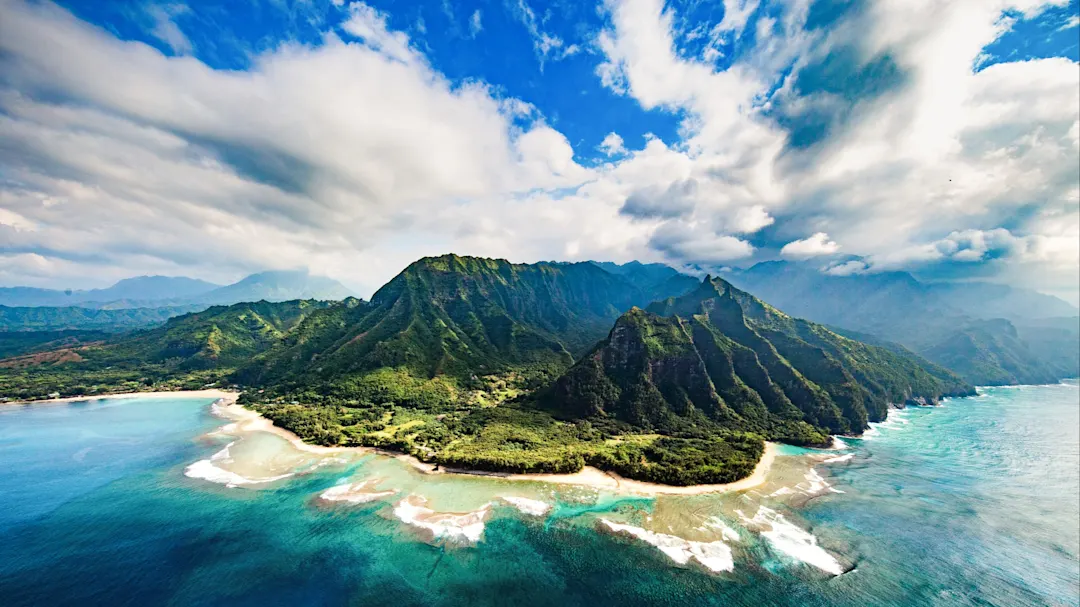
[4, 389, 241, 407]
[7, 389, 780, 495]
[213, 400, 781, 496]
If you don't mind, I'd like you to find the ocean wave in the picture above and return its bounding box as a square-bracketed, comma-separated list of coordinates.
[822, 453, 854, 464]
[737, 506, 843, 575]
[768, 486, 796, 497]
[319, 480, 396, 504]
[600, 519, 734, 573]
[183, 442, 295, 488]
[500, 496, 551, 516]
[209, 399, 230, 418]
[393, 495, 490, 543]
[704, 517, 740, 542]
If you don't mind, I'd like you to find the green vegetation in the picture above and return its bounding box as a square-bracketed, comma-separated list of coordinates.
[0, 256, 974, 485]
[0, 304, 202, 331]
[0, 330, 111, 359]
[545, 277, 973, 447]
[0, 300, 328, 400]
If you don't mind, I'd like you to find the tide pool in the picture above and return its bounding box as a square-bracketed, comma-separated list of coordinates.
[0, 383, 1077, 606]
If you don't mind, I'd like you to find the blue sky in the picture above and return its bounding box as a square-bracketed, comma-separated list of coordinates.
[0, 0, 1078, 301]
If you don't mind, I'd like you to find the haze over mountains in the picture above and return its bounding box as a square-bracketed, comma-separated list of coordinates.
[721, 261, 1080, 386]
[0, 269, 355, 310]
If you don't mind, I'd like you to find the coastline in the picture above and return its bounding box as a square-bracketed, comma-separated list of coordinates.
[4, 389, 241, 407]
[7, 389, 780, 495]
[214, 400, 781, 496]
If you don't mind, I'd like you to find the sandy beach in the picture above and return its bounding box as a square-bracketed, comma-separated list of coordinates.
[401, 444, 780, 496]
[10, 389, 780, 496]
[4, 389, 240, 407]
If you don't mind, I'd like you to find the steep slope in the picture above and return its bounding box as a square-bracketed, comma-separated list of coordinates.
[240, 255, 681, 403]
[548, 277, 973, 444]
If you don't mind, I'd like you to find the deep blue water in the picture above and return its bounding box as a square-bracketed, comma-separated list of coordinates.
[0, 384, 1077, 607]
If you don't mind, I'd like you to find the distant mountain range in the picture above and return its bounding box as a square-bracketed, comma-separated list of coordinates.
[0, 270, 355, 310]
[722, 261, 1080, 385]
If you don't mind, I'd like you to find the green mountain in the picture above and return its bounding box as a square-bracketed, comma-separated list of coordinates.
[0, 300, 329, 400]
[239, 255, 695, 404]
[0, 330, 111, 360]
[0, 255, 976, 486]
[548, 277, 972, 445]
[590, 260, 701, 301]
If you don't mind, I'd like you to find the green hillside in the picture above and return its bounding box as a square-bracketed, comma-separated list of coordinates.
[0, 300, 328, 400]
[0, 257, 974, 486]
[238, 254, 691, 406]
[547, 277, 973, 445]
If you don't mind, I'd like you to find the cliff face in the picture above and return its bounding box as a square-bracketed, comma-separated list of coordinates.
[549, 277, 974, 443]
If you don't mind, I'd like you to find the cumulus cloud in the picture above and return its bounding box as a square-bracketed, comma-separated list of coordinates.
[599, 132, 626, 156]
[0, 0, 600, 291]
[781, 233, 840, 258]
[823, 260, 870, 276]
[648, 221, 754, 264]
[621, 179, 699, 220]
[0, 0, 1075, 302]
[593, 0, 1078, 298]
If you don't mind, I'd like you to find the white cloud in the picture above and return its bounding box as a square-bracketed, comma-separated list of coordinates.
[509, 0, 571, 68]
[0, 0, 1075, 301]
[599, 132, 626, 156]
[823, 260, 869, 276]
[146, 3, 191, 55]
[780, 233, 840, 258]
[340, 2, 414, 64]
[730, 205, 774, 234]
[0, 0, 599, 292]
[469, 9, 483, 37]
[649, 222, 755, 263]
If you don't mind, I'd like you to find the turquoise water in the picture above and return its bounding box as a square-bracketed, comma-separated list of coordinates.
[0, 384, 1077, 606]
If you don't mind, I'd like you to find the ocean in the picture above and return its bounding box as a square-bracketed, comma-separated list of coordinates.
[0, 382, 1077, 607]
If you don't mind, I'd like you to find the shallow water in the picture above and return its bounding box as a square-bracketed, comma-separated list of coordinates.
[0, 382, 1077, 606]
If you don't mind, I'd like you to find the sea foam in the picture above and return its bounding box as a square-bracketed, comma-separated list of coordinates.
[183, 442, 294, 488]
[393, 495, 490, 543]
[500, 496, 551, 516]
[600, 519, 735, 573]
[822, 453, 854, 464]
[737, 506, 843, 575]
[704, 517, 741, 542]
[319, 480, 396, 504]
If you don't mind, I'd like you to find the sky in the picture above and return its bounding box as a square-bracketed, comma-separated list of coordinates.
[0, 0, 1077, 303]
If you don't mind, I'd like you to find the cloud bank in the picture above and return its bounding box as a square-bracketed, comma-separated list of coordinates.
[0, 0, 1075, 303]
